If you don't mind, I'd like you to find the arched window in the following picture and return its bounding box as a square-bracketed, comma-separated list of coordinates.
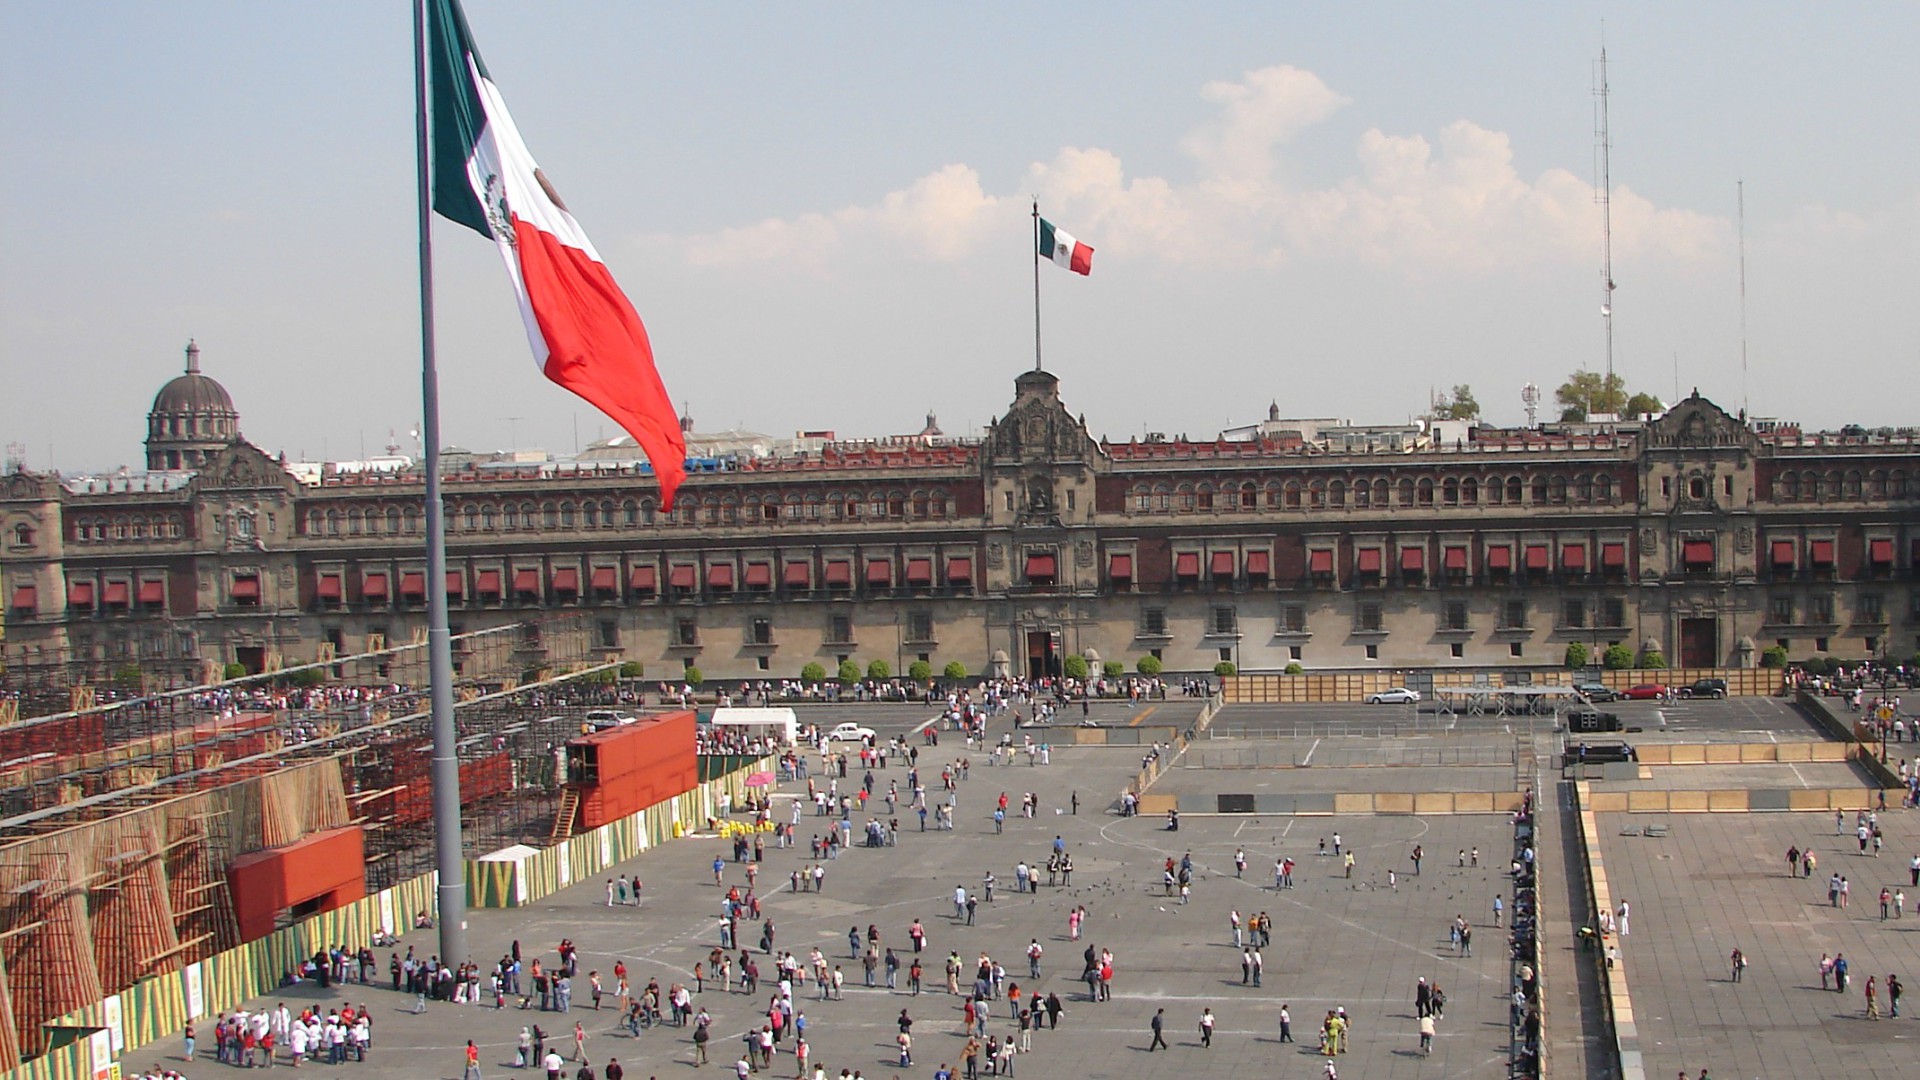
[1595, 475, 1614, 504]
[1283, 480, 1302, 509]
[1373, 478, 1391, 507]
[1823, 471, 1841, 500]
[481, 505, 496, 530]
[1548, 475, 1566, 504]
[1507, 476, 1524, 504]
[325, 510, 340, 535]
[1575, 474, 1593, 503]
[1177, 484, 1196, 512]
[624, 499, 639, 525]
[305, 510, 321, 535]
[543, 503, 559, 528]
[1890, 470, 1908, 498]
[560, 502, 576, 527]
[1354, 480, 1371, 508]
[387, 507, 402, 533]
[1460, 476, 1478, 505]
[1442, 477, 1459, 506]
[931, 490, 949, 518]
[504, 504, 519, 530]
[1239, 481, 1257, 510]
[1265, 481, 1284, 508]
[1195, 484, 1214, 511]
[912, 490, 930, 517]
[463, 505, 479, 531]
[347, 510, 363, 535]
[1154, 484, 1172, 512]
[1844, 470, 1863, 499]
[804, 493, 821, 520]
[1869, 470, 1888, 499]
[583, 501, 599, 526]
[403, 507, 419, 534]
[640, 499, 656, 525]
[1309, 479, 1326, 509]
[1397, 478, 1416, 506]
[1416, 477, 1434, 506]
[1327, 479, 1346, 508]
[1530, 476, 1548, 504]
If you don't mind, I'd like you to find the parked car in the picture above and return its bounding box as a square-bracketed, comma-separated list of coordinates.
[1365, 687, 1422, 705]
[824, 722, 877, 743]
[1574, 683, 1618, 703]
[1620, 684, 1668, 700]
[1682, 678, 1729, 699]
[583, 709, 637, 729]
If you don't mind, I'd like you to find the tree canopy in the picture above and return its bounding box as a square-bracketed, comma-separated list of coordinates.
[1431, 384, 1481, 420]
[1555, 371, 1662, 421]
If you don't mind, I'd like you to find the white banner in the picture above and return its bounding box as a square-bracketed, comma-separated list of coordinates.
[378, 889, 396, 937]
[183, 962, 205, 1019]
[102, 994, 124, 1053]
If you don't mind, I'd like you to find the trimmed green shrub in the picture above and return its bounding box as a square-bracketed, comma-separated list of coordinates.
[866, 659, 891, 680]
[907, 660, 933, 682]
[618, 660, 646, 679]
[943, 661, 968, 681]
[1759, 646, 1788, 669]
[1284, 662, 1304, 675]
[223, 663, 249, 681]
[1563, 642, 1589, 669]
[800, 662, 827, 683]
[1136, 655, 1163, 676]
[837, 659, 862, 683]
[1062, 655, 1090, 680]
[1213, 661, 1238, 677]
[683, 666, 704, 686]
[1601, 645, 1635, 670]
[1102, 660, 1125, 678]
[1637, 650, 1668, 670]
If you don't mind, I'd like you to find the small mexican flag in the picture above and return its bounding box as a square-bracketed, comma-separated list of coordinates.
[1038, 218, 1094, 276]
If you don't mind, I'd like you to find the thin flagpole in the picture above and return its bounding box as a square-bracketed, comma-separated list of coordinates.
[1031, 201, 1042, 373]
[413, 0, 467, 967]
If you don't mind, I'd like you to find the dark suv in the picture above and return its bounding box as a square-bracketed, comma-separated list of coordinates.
[1682, 678, 1728, 699]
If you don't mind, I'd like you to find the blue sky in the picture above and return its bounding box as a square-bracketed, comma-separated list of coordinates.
[3, 2, 1914, 471]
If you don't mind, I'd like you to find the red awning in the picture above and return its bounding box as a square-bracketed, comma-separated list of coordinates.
[476, 569, 503, 595]
[1602, 542, 1626, 568]
[230, 576, 260, 600]
[363, 572, 389, 599]
[1309, 549, 1334, 574]
[745, 562, 773, 588]
[669, 564, 697, 589]
[1770, 540, 1796, 568]
[139, 580, 165, 605]
[1443, 546, 1468, 571]
[1561, 544, 1586, 570]
[824, 560, 852, 587]
[1356, 548, 1383, 573]
[103, 581, 129, 606]
[9, 585, 34, 610]
[1210, 551, 1236, 577]
[68, 581, 95, 606]
[551, 568, 579, 593]
[629, 565, 657, 593]
[590, 567, 617, 592]
[512, 569, 540, 594]
[317, 573, 343, 600]
[905, 558, 932, 586]
[446, 571, 465, 596]
[1869, 538, 1894, 564]
[865, 559, 892, 586]
[707, 563, 735, 590]
[1399, 547, 1424, 571]
[1026, 553, 1057, 580]
[945, 557, 972, 585]
[400, 572, 426, 597]
[1109, 554, 1134, 581]
[1245, 550, 1271, 577]
[1486, 545, 1512, 570]
[783, 561, 811, 588]
[1809, 539, 1835, 566]
[1174, 552, 1201, 578]
[1524, 545, 1549, 571]
[1683, 540, 1715, 566]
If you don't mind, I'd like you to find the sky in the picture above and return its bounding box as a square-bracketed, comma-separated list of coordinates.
[3, 2, 1915, 474]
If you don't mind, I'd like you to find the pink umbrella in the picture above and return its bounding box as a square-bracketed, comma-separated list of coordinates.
[744, 771, 775, 787]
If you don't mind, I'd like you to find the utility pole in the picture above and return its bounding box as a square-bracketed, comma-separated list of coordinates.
[1595, 47, 1617, 391]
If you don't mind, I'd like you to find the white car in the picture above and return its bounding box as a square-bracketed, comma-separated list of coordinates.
[583, 709, 637, 727]
[824, 722, 876, 743]
[1365, 688, 1422, 705]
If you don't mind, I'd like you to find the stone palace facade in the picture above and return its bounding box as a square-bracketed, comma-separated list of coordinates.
[3, 353, 1917, 685]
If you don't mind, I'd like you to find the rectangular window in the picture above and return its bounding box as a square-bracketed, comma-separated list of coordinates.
[1603, 599, 1626, 628]
[1365, 643, 1379, 660]
[1769, 596, 1794, 624]
[907, 611, 934, 643]
[1509, 641, 1524, 657]
[675, 618, 698, 647]
[1444, 601, 1468, 632]
[828, 614, 853, 645]
[1811, 596, 1835, 623]
[1141, 608, 1168, 637]
[1504, 601, 1527, 629]
[1562, 599, 1586, 629]
[1450, 642, 1464, 658]
[1210, 606, 1238, 636]
[1281, 604, 1306, 633]
[1815, 636, 1829, 652]
[597, 620, 619, 649]
[757, 655, 770, 671]
[1289, 644, 1302, 660]
[1065, 489, 1076, 512]
[1358, 602, 1382, 632]
[750, 618, 773, 645]
[1218, 646, 1233, 663]
[1860, 594, 1883, 621]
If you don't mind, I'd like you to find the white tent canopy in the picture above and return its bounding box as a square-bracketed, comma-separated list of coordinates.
[708, 706, 798, 745]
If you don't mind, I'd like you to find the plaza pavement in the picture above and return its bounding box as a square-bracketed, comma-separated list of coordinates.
[119, 735, 1519, 1080]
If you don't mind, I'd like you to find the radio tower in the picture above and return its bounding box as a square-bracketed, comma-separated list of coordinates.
[1521, 383, 1541, 428]
[1595, 47, 1617, 390]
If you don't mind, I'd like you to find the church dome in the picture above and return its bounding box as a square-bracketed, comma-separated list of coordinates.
[146, 340, 241, 471]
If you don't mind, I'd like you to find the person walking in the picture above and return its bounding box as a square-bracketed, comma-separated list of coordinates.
[464, 1040, 483, 1080]
[1866, 975, 1881, 1020]
[1278, 1004, 1293, 1042]
[1418, 1014, 1434, 1056]
[1198, 1007, 1215, 1047]
[1147, 1008, 1168, 1051]
[1729, 948, 1745, 983]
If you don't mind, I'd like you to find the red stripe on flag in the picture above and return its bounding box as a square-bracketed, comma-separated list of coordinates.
[1068, 241, 1093, 276]
[511, 217, 686, 508]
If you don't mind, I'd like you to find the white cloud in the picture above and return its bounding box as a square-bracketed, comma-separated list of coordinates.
[654, 64, 1723, 275]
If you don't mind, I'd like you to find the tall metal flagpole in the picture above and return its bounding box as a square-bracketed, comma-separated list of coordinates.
[413, 0, 467, 967]
[1031, 201, 1043, 373]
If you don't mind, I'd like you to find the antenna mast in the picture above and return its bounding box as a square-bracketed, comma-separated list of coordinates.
[1595, 47, 1616, 389]
[1738, 180, 1749, 416]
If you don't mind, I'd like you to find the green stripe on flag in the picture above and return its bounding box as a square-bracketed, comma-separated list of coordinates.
[1037, 218, 1058, 258]
[428, 0, 493, 237]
